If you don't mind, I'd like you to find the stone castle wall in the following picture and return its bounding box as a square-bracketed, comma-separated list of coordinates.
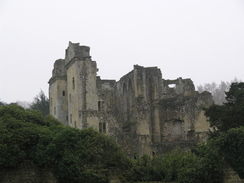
[48, 42, 213, 155]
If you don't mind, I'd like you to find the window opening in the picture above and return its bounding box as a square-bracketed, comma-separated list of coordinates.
[168, 84, 176, 88]
[99, 122, 102, 133]
[103, 122, 106, 133]
[72, 77, 75, 90]
[70, 114, 72, 124]
[99, 122, 106, 133]
[98, 101, 101, 111]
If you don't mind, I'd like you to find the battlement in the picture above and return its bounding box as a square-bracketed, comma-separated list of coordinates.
[65, 41, 91, 66]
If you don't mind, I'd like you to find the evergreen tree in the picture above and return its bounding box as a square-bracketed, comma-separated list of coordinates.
[204, 82, 244, 132]
[197, 78, 242, 105]
[29, 90, 49, 116]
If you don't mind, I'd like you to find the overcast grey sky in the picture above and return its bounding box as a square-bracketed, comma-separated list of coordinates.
[1, 0, 244, 103]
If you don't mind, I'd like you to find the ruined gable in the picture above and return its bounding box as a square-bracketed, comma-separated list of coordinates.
[49, 42, 213, 155]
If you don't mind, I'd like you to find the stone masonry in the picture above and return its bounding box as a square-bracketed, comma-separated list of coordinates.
[48, 42, 213, 155]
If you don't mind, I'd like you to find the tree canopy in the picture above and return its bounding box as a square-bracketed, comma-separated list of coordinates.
[203, 82, 244, 179]
[29, 90, 49, 116]
[215, 127, 244, 179]
[0, 104, 129, 183]
[197, 78, 242, 105]
[204, 82, 244, 132]
[198, 81, 229, 105]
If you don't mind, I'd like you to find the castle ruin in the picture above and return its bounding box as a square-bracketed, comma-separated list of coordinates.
[49, 42, 213, 155]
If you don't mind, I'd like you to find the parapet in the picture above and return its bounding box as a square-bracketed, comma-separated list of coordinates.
[65, 41, 91, 65]
[52, 59, 66, 77]
[48, 59, 66, 85]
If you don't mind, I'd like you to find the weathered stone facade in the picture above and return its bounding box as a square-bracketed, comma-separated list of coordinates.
[49, 42, 213, 155]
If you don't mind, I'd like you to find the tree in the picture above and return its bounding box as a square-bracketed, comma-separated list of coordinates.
[225, 82, 244, 107]
[197, 78, 243, 105]
[197, 81, 230, 105]
[0, 104, 62, 167]
[125, 147, 224, 183]
[29, 90, 49, 116]
[0, 100, 6, 106]
[16, 101, 30, 108]
[215, 127, 244, 179]
[0, 104, 129, 183]
[204, 82, 244, 132]
[50, 127, 130, 183]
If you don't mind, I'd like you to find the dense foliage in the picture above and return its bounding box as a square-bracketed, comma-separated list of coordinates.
[214, 127, 244, 179]
[125, 147, 224, 183]
[0, 101, 6, 106]
[205, 82, 244, 132]
[203, 82, 244, 179]
[126, 128, 244, 182]
[0, 104, 129, 183]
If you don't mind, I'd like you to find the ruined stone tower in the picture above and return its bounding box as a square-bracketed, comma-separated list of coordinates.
[49, 42, 213, 155]
[49, 42, 99, 129]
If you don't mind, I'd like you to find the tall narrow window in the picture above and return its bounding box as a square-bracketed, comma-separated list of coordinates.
[74, 121, 77, 128]
[99, 122, 102, 133]
[62, 91, 65, 96]
[99, 122, 106, 133]
[102, 101, 104, 111]
[70, 114, 72, 124]
[54, 107, 56, 115]
[72, 77, 75, 90]
[103, 122, 106, 133]
[98, 101, 105, 112]
[98, 101, 101, 111]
